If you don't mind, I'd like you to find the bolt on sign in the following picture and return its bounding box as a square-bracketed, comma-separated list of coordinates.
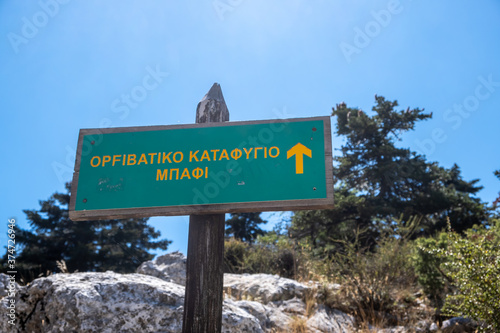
[69, 116, 333, 221]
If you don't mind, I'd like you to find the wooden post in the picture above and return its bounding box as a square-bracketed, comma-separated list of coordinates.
[182, 83, 229, 333]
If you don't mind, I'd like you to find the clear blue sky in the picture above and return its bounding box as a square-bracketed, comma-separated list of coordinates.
[1, 1, 499, 259]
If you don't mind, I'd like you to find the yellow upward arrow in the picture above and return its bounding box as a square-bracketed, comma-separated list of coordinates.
[287, 143, 312, 174]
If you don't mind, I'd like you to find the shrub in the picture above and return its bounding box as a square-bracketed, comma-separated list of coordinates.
[223, 232, 311, 279]
[415, 218, 500, 331]
[412, 232, 450, 308]
[224, 237, 249, 274]
[440, 220, 500, 331]
[325, 217, 423, 328]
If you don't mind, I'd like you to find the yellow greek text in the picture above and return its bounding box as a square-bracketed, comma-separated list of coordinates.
[219, 149, 229, 160]
[243, 148, 253, 159]
[102, 155, 111, 166]
[190, 150, 199, 162]
[180, 168, 191, 179]
[90, 156, 100, 167]
[137, 153, 148, 165]
[127, 154, 137, 165]
[200, 150, 210, 162]
[269, 146, 279, 158]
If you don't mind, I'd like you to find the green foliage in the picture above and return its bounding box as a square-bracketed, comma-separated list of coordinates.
[334, 97, 488, 235]
[224, 229, 311, 279]
[291, 186, 369, 255]
[412, 232, 450, 308]
[325, 217, 422, 326]
[414, 219, 500, 331]
[224, 237, 251, 273]
[225, 213, 267, 244]
[494, 169, 500, 208]
[440, 221, 500, 331]
[1, 183, 171, 283]
[292, 96, 490, 252]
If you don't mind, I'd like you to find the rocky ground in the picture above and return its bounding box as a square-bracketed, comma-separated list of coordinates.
[0, 252, 477, 332]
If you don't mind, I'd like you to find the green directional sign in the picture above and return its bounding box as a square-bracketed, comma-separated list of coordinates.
[69, 117, 333, 221]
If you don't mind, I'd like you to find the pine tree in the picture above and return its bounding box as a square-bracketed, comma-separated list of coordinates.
[2, 182, 171, 282]
[291, 186, 367, 253]
[225, 213, 267, 244]
[494, 170, 500, 208]
[292, 96, 490, 251]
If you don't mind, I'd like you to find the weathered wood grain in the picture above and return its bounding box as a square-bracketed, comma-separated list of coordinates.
[182, 83, 227, 333]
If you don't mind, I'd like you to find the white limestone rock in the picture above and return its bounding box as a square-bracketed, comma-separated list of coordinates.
[136, 251, 187, 285]
[0, 271, 263, 333]
[441, 317, 477, 333]
[306, 305, 355, 333]
[222, 299, 264, 333]
[275, 297, 307, 315]
[1, 271, 185, 332]
[0, 273, 19, 299]
[224, 273, 311, 304]
[233, 300, 291, 332]
[430, 322, 439, 331]
[0, 262, 360, 333]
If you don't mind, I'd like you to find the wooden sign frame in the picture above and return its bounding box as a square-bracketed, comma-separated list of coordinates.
[69, 116, 333, 221]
